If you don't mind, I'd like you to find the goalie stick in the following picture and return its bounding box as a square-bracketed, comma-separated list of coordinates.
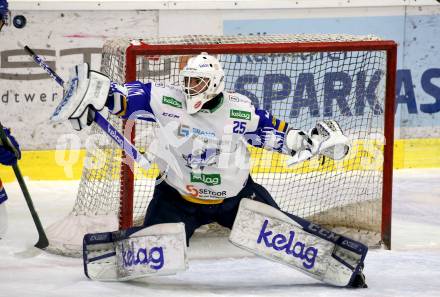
[0, 121, 49, 249]
[23, 46, 151, 172]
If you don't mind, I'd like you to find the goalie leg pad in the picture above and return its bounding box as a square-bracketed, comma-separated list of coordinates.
[229, 198, 367, 287]
[83, 223, 188, 281]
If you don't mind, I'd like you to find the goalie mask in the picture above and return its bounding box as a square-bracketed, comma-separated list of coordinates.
[179, 52, 225, 114]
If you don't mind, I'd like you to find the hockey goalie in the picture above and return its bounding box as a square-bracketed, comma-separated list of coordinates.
[52, 53, 367, 288]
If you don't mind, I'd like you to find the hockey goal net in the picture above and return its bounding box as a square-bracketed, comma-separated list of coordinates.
[46, 34, 396, 256]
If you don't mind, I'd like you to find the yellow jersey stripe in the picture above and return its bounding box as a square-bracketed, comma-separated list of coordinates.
[180, 194, 224, 205]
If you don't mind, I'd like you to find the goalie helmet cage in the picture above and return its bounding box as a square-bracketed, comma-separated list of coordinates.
[46, 35, 396, 256]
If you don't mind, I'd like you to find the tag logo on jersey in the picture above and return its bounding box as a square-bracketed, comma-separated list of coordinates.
[230, 109, 251, 121]
[190, 173, 221, 186]
[162, 96, 182, 109]
[257, 219, 318, 270]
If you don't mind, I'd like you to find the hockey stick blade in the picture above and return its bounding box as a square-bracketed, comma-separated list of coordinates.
[23, 46, 151, 172]
[0, 121, 49, 249]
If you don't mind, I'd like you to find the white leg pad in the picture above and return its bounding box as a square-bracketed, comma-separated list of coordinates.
[229, 198, 367, 287]
[84, 223, 188, 281]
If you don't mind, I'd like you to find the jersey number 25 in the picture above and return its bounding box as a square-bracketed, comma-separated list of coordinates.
[233, 121, 246, 134]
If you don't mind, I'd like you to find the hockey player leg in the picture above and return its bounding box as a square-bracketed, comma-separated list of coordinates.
[229, 198, 368, 288]
[83, 223, 188, 281]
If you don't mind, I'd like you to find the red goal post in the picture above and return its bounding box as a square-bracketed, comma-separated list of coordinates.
[46, 35, 396, 256]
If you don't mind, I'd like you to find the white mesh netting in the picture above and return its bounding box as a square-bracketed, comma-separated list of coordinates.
[46, 34, 391, 256]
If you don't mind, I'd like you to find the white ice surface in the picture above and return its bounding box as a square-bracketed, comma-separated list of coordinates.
[1, 168, 440, 297]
